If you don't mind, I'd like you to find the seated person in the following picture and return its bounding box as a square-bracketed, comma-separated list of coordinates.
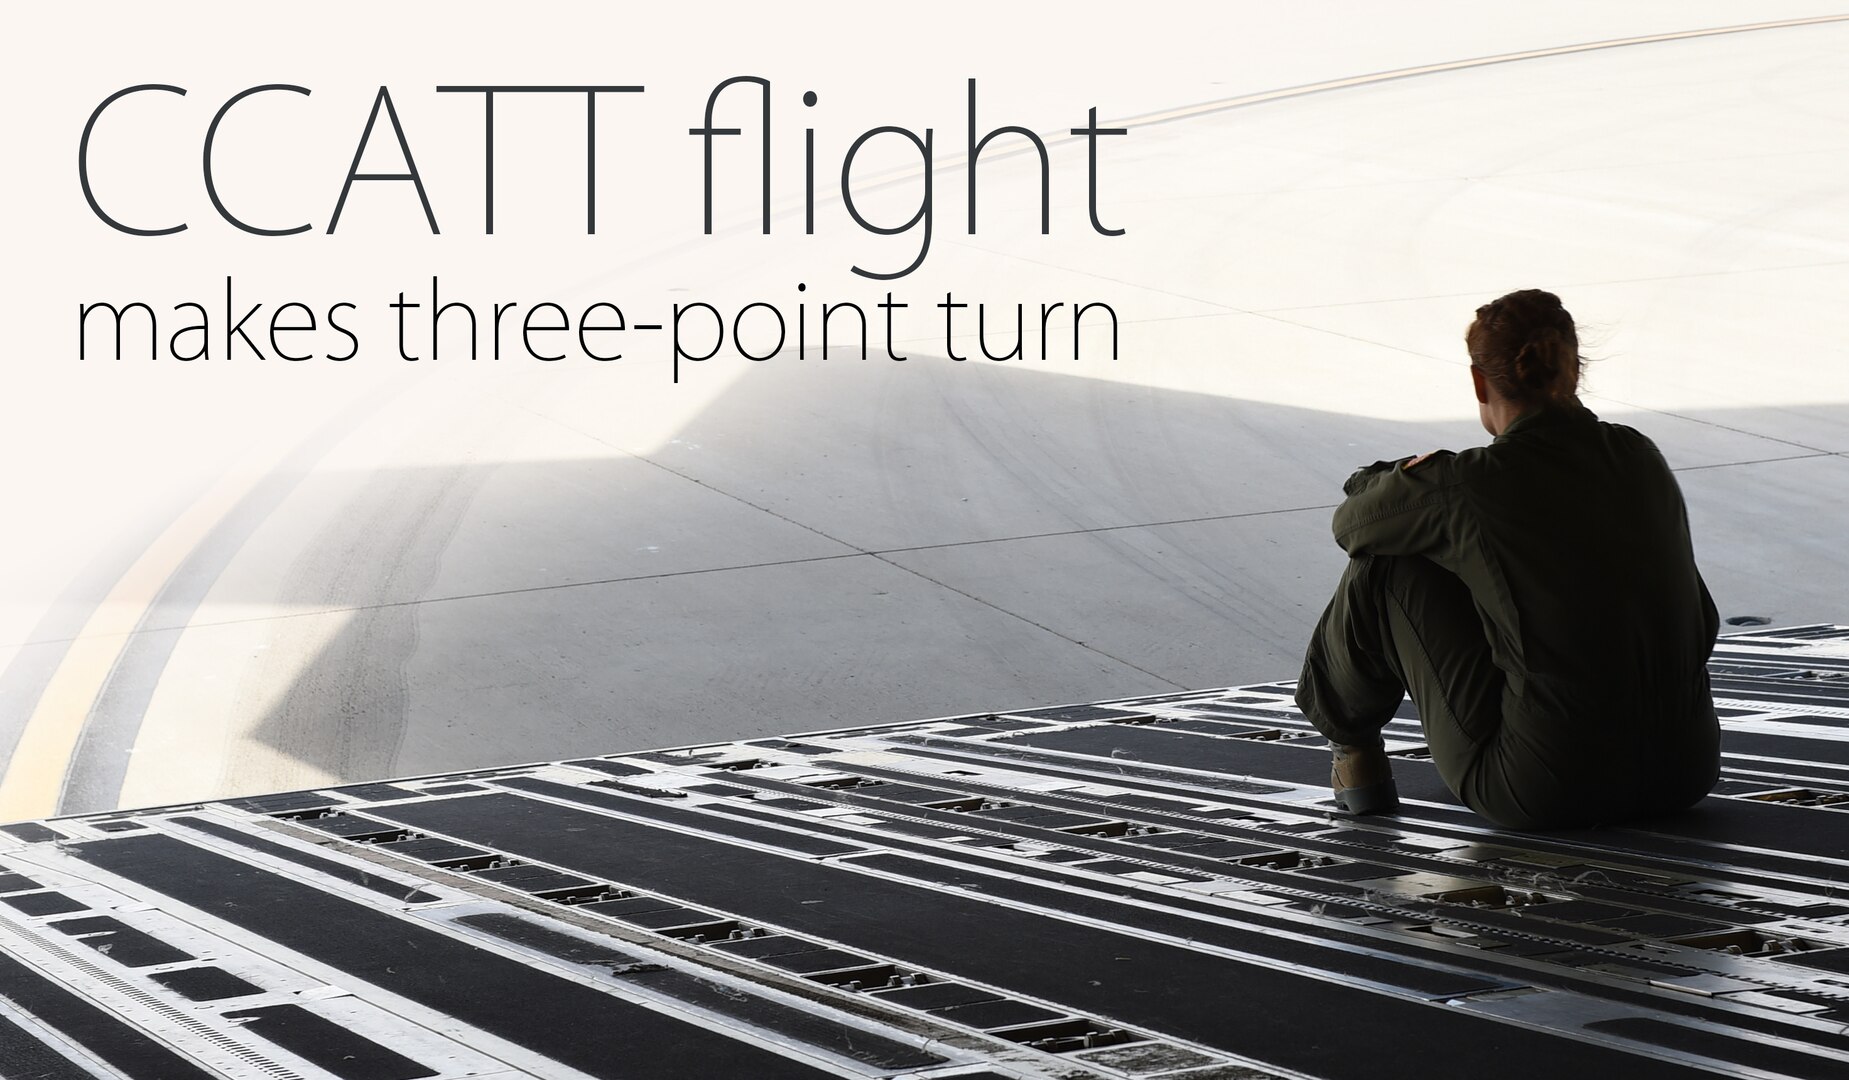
[1295, 289, 1721, 829]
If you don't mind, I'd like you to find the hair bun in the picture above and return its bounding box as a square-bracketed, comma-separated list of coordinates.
[1464, 286, 1582, 405]
[1466, 291, 1583, 403]
[1512, 327, 1563, 389]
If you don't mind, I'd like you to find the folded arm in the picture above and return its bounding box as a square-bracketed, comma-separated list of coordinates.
[1333, 451, 1458, 557]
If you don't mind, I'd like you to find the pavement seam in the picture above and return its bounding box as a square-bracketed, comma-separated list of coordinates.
[4, 551, 870, 649]
[520, 405, 1194, 689]
[860, 556, 1191, 690]
[15, 435, 1841, 655]
[4, 502, 1342, 649]
[1577, 395, 1834, 456]
[877, 504, 1340, 554]
[1662, 453, 1835, 473]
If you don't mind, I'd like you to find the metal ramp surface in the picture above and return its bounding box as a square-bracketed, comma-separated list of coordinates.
[4, 626, 1849, 1079]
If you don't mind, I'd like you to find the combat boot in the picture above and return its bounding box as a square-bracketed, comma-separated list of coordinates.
[1330, 741, 1400, 815]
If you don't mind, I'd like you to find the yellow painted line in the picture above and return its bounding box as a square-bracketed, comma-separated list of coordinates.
[0, 468, 264, 820]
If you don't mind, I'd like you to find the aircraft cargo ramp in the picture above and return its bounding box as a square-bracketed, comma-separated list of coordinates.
[3, 625, 1849, 1079]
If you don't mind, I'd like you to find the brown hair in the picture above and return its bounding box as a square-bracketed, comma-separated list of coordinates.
[1466, 289, 1583, 406]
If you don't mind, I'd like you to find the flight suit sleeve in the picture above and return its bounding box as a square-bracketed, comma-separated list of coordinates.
[1697, 572, 1719, 650]
[1331, 450, 1459, 557]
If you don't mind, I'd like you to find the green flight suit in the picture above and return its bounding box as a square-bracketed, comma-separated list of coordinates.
[1295, 402, 1721, 829]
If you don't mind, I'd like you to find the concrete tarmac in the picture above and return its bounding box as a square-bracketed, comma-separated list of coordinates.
[3, 4, 1847, 816]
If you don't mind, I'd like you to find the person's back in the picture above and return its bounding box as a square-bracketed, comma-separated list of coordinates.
[1446, 407, 1719, 823]
[1298, 289, 1720, 829]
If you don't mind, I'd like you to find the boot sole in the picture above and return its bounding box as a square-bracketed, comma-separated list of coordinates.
[1335, 778, 1401, 815]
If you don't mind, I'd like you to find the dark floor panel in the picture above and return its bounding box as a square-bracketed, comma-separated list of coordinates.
[890, 733, 1296, 795]
[470, 864, 598, 894]
[562, 759, 655, 778]
[454, 912, 945, 1071]
[0, 870, 39, 892]
[372, 792, 1705, 1080]
[0, 950, 219, 1080]
[372, 836, 492, 864]
[1781, 949, 1849, 976]
[761, 947, 879, 974]
[1551, 800, 1849, 863]
[221, 1005, 436, 1080]
[327, 783, 417, 803]
[953, 715, 1058, 730]
[1004, 724, 1417, 796]
[840, 851, 1508, 998]
[612, 905, 726, 930]
[1009, 704, 1147, 722]
[1722, 729, 1849, 765]
[579, 895, 682, 918]
[869, 981, 1002, 1009]
[1, 891, 87, 916]
[53, 915, 193, 967]
[64, 834, 853, 1080]
[221, 790, 341, 814]
[1588, 1016, 1849, 1079]
[495, 775, 870, 857]
[710, 933, 824, 959]
[151, 965, 265, 1002]
[169, 816, 441, 903]
[930, 998, 1066, 1029]
[0, 1010, 113, 1080]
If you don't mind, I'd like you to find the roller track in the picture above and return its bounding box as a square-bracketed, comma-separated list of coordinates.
[4, 626, 1849, 1078]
